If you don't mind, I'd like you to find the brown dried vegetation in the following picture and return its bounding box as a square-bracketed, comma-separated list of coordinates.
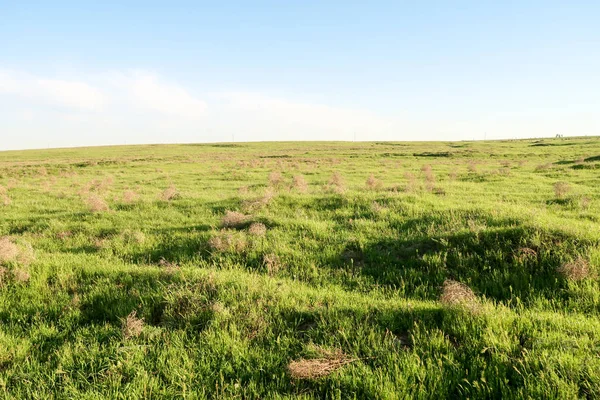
[160, 185, 180, 201]
[558, 257, 592, 281]
[553, 182, 571, 199]
[122, 311, 144, 339]
[365, 174, 383, 191]
[288, 346, 357, 380]
[221, 210, 248, 229]
[248, 222, 267, 237]
[292, 175, 309, 193]
[86, 194, 109, 212]
[440, 279, 479, 311]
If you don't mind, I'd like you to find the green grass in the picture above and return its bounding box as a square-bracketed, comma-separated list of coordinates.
[0, 137, 599, 398]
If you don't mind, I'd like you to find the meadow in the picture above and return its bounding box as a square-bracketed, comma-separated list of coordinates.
[0, 138, 599, 399]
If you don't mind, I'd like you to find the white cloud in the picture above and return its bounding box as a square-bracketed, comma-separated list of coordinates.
[110, 71, 207, 119]
[0, 69, 105, 111]
[217, 91, 397, 140]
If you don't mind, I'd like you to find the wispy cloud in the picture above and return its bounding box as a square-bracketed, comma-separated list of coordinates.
[216, 91, 396, 140]
[0, 67, 407, 149]
[0, 69, 105, 111]
[111, 71, 207, 119]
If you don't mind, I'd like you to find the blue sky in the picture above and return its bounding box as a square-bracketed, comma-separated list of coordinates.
[1, 1, 599, 150]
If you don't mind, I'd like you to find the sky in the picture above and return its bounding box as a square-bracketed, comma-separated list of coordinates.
[1, 1, 599, 150]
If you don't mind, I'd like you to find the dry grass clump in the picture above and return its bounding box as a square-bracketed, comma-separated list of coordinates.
[268, 171, 284, 187]
[12, 268, 30, 283]
[0, 185, 10, 206]
[535, 163, 553, 172]
[324, 172, 346, 194]
[121, 229, 146, 244]
[0, 267, 8, 286]
[467, 161, 478, 173]
[516, 247, 538, 261]
[404, 172, 417, 192]
[558, 257, 591, 281]
[263, 253, 281, 276]
[158, 257, 179, 271]
[440, 279, 479, 310]
[86, 194, 109, 212]
[221, 210, 248, 228]
[160, 184, 180, 201]
[498, 166, 511, 176]
[365, 174, 383, 191]
[553, 181, 571, 199]
[580, 196, 591, 210]
[288, 346, 357, 380]
[56, 231, 73, 241]
[238, 186, 249, 195]
[79, 177, 114, 196]
[262, 187, 276, 204]
[448, 170, 458, 181]
[292, 175, 309, 193]
[122, 189, 140, 204]
[208, 230, 247, 253]
[122, 311, 144, 339]
[0, 237, 19, 265]
[248, 222, 267, 237]
[421, 165, 436, 191]
[242, 187, 276, 212]
[0, 266, 30, 285]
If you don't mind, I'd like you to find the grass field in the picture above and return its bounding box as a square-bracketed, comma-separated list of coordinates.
[1, 138, 600, 399]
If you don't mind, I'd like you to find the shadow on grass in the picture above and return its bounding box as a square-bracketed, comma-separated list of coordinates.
[329, 223, 589, 303]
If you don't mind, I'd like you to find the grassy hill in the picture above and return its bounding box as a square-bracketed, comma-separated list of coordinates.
[1, 138, 599, 398]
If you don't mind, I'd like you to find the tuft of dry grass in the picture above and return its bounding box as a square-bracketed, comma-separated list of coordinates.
[0, 237, 19, 265]
[56, 231, 73, 241]
[122, 189, 140, 204]
[324, 172, 346, 194]
[121, 229, 145, 244]
[0, 185, 10, 205]
[159, 185, 180, 201]
[288, 347, 357, 380]
[440, 279, 479, 310]
[580, 196, 591, 210]
[248, 222, 267, 237]
[448, 170, 458, 181]
[268, 171, 283, 187]
[292, 175, 309, 193]
[558, 257, 591, 281]
[12, 268, 30, 283]
[122, 311, 144, 339]
[86, 194, 109, 212]
[553, 181, 571, 199]
[261, 187, 276, 205]
[516, 247, 538, 262]
[404, 172, 417, 192]
[0, 267, 8, 286]
[535, 163, 553, 172]
[208, 230, 247, 253]
[221, 210, 248, 228]
[365, 174, 383, 191]
[421, 165, 436, 191]
[242, 187, 276, 212]
[467, 161, 478, 173]
[263, 253, 281, 276]
[158, 257, 179, 271]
